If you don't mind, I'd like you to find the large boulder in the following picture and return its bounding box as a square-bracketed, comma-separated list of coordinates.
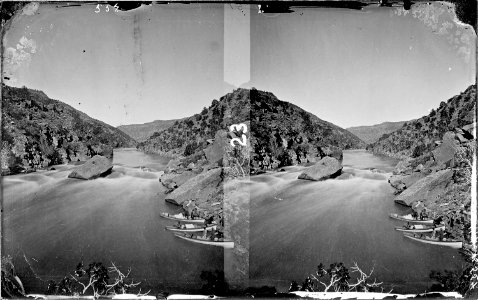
[462, 123, 475, 139]
[298, 156, 342, 181]
[160, 170, 200, 192]
[388, 173, 426, 194]
[68, 155, 113, 180]
[394, 169, 453, 206]
[204, 130, 228, 166]
[165, 168, 223, 207]
[432, 133, 458, 167]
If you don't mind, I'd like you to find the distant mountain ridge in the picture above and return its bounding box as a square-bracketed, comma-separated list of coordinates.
[138, 88, 365, 171]
[118, 119, 182, 142]
[369, 85, 475, 158]
[1, 85, 136, 175]
[347, 121, 408, 144]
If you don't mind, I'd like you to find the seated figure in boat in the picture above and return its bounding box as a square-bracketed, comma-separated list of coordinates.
[412, 210, 419, 220]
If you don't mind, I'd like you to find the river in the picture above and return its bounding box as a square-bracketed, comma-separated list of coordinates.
[249, 150, 464, 293]
[2, 148, 224, 294]
[2, 149, 464, 295]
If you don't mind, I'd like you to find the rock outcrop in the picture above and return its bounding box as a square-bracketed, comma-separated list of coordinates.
[203, 130, 229, 165]
[68, 155, 113, 180]
[388, 173, 425, 194]
[431, 132, 458, 167]
[165, 168, 223, 213]
[393, 169, 453, 206]
[298, 156, 342, 181]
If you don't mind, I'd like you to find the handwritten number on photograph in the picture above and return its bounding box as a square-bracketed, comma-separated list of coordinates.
[95, 4, 119, 13]
[229, 123, 247, 147]
[229, 123, 248, 133]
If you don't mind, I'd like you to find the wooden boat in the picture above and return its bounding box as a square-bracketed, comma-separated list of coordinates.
[395, 224, 445, 233]
[166, 223, 216, 233]
[174, 234, 234, 249]
[389, 213, 434, 224]
[160, 212, 205, 224]
[403, 233, 462, 249]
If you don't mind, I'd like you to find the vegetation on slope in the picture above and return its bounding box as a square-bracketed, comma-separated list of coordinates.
[369, 85, 475, 158]
[1, 85, 136, 175]
[347, 121, 407, 145]
[117, 119, 182, 143]
[138, 88, 365, 172]
[138, 88, 250, 156]
[249, 88, 365, 171]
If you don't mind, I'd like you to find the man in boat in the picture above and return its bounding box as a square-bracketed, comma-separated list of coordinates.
[412, 210, 419, 220]
[437, 229, 444, 241]
[419, 210, 425, 220]
[433, 216, 443, 226]
[206, 215, 215, 225]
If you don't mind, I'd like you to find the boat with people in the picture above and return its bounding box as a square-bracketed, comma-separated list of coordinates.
[166, 223, 216, 233]
[389, 213, 434, 224]
[403, 233, 462, 249]
[174, 233, 234, 249]
[160, 212, 205, 224]
[395, 224, 445, 233]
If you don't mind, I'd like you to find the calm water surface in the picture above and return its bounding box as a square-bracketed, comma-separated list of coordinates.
[3, 149, 464, 294]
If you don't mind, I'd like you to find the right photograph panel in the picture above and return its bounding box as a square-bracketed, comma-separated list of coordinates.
[248, 2, 476, 295]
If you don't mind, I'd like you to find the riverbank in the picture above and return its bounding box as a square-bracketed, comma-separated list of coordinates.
[368, 127, 474, 243]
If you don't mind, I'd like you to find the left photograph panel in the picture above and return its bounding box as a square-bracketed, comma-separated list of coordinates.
[1, 2, 250, 298]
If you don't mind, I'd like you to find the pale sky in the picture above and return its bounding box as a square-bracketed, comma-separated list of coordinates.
[3, 3, 475, 128]
[249, 3, 475, 128]
[3, 3, 239, 126]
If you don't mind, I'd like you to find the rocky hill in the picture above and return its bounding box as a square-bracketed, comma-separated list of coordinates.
[249, 88, 365, 171]
[117, 119, 182, 142]
[138, 88, 365, 172]
[347, 121, 407, 145]
[376, 85, 476, 243]
[369, 85, 475, 158]
[138, 88, 251, 156]
[1, 85, 137, 175]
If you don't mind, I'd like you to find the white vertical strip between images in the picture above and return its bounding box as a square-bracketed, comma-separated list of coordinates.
[471, 115, 477, 251]
[224, 3, 250, 88]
